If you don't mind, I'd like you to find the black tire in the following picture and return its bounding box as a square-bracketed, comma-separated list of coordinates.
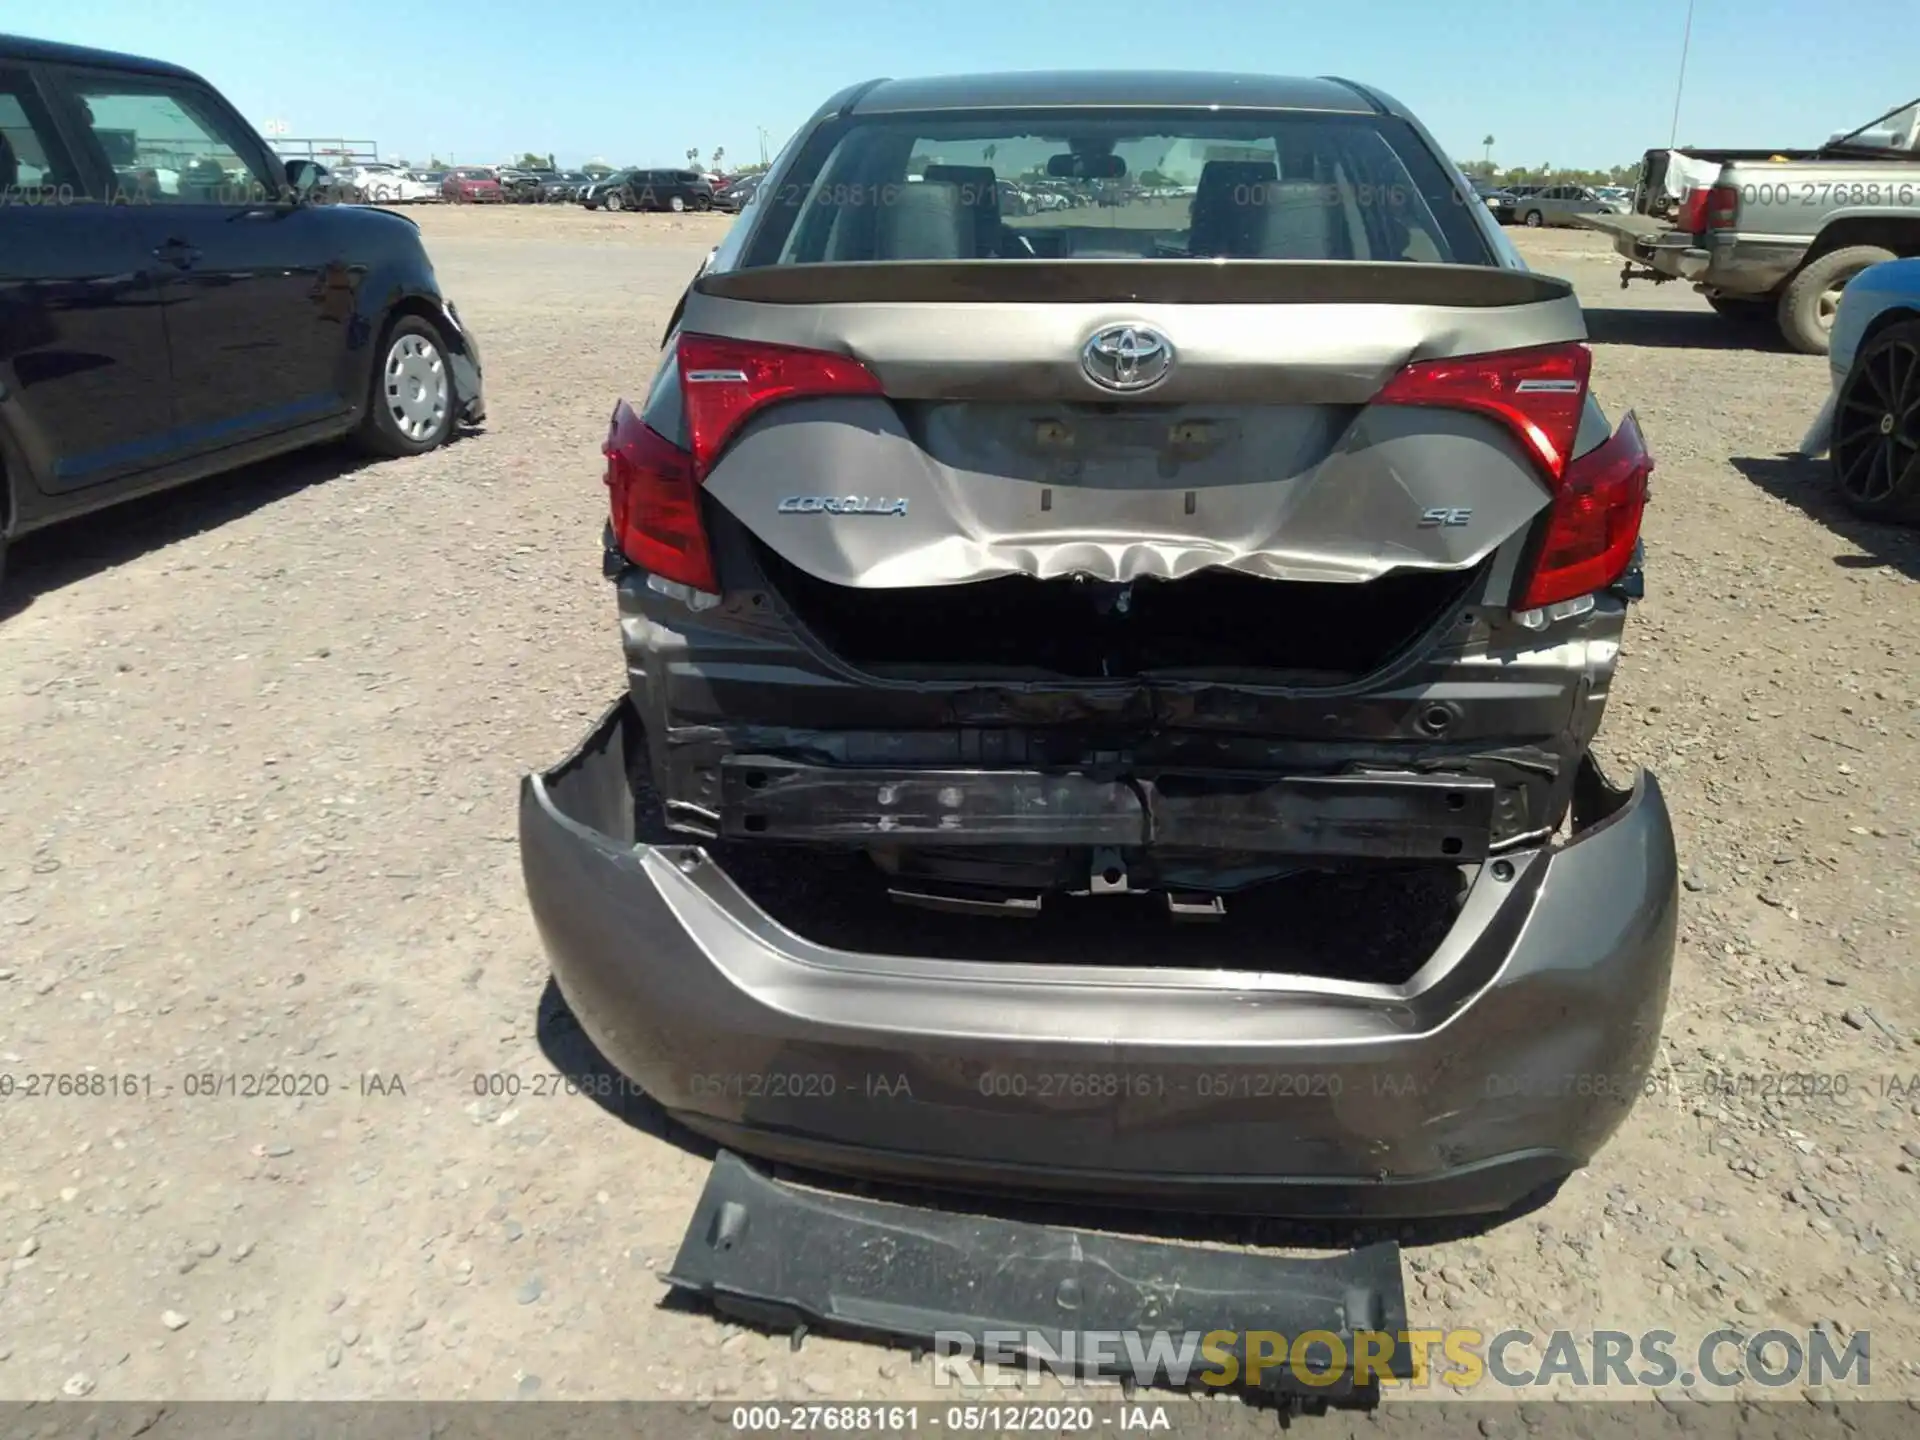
[1828, 316, 1920, 524]
[1778, 245, 1896, 356]
[1522, 210, 1544, 227]
[354, 315, 457, 459]
[1705, 294, 1770, 322]
[605, 190, 624, 212]
[669, 194, 686, 213]
[693, 195, 711, 212]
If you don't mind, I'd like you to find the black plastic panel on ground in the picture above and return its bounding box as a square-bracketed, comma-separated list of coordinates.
[666, 1149, 1413, 1400]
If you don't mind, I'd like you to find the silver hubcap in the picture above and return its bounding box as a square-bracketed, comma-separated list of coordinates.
[1817, 284, 1847, 330]
[671, 197, 685, 211]
[384, 334, 448, 442]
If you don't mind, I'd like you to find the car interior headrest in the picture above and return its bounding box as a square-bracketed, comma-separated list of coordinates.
[920, 164, 1001, 254]
[1189, 160, 1279, 258]
[875, 179, 973, 259]
[1255, 179, 1355, 260]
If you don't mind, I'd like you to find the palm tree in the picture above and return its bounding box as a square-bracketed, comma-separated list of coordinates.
[1482, 135, 1495, 168]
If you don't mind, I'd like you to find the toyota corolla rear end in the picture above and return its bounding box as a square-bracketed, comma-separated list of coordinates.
[520, 72, 1678, 1218]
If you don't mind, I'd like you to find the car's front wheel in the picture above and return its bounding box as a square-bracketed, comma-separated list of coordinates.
[355, 316, 456, 458]
[605, 190, 624, 211]
[1830, 316, 1920, 524]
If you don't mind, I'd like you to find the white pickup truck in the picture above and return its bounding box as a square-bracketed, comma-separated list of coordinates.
[1581, 99, 1920, 354]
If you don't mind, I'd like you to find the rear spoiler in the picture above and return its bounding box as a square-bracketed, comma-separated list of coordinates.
[695, 260, 1573, 308]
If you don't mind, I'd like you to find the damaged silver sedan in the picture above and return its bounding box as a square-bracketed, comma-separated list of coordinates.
[520, 70, 1679, 1223]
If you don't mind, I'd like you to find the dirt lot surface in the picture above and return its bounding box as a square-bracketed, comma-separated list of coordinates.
[2, 207, 1917, 1417]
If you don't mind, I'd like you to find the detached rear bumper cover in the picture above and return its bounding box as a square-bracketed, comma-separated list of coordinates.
[521, 697, 1678, 1218]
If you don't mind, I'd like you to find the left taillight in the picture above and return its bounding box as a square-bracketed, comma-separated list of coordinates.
[603, 400, 717, 593]
[675, 332, 883, 475]
[602, 334, 883, 593]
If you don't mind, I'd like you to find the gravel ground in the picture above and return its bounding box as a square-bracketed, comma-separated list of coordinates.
[1, 207, 1916, 1414]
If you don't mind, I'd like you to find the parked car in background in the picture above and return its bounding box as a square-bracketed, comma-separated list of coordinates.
[340, 162, 436, 204]
[607, 167, 714, 212]
[1511, 183, 1627, 228]
[1469, 178, 1514, 218]
[325, 162, 372, 193]
[499, 167, 556, 202]
[525, 70, 1674, 1234]
[1487, 182, 1541, 224]
[713, 172, 762, 211]
[1797, 255, 1920, 521]
[0, 32, 485, 589]
[441, 166, 502, 202]
[537, 170, 593, 202]
[579, 168, 636, 209]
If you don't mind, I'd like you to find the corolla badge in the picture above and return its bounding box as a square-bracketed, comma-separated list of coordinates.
[1082, 323, 1173, 392]
[778, 495, 909, 516]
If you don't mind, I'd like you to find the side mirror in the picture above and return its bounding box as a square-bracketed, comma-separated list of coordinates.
[284, 159, 324, 200]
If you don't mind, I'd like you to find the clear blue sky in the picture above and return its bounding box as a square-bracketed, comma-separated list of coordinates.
[17, 0, 1918, 171]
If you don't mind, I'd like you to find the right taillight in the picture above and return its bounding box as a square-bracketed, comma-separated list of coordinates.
[1676, 186, 1712, 234]
[1372, 343, 1651, 613]
[603, 400, 718, 593]
[1518, 412, 1653, 611]
[1704, 183, 1740, 230]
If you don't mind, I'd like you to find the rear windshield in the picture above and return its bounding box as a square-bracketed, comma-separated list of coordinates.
[741, 108, 1491, 268]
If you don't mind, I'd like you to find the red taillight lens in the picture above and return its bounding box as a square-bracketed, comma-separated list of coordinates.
[603, 399, 718, 593]
[1676, 186, 1711, 234]
[1372, 342, 1592, 481]
[1518, 411, 1653, 610]
[675, 332, 882, 475]
[1705, 183, 1740, 230]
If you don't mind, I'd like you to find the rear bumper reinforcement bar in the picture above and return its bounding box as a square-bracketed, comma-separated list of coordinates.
[720, 755, 1497, 860]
